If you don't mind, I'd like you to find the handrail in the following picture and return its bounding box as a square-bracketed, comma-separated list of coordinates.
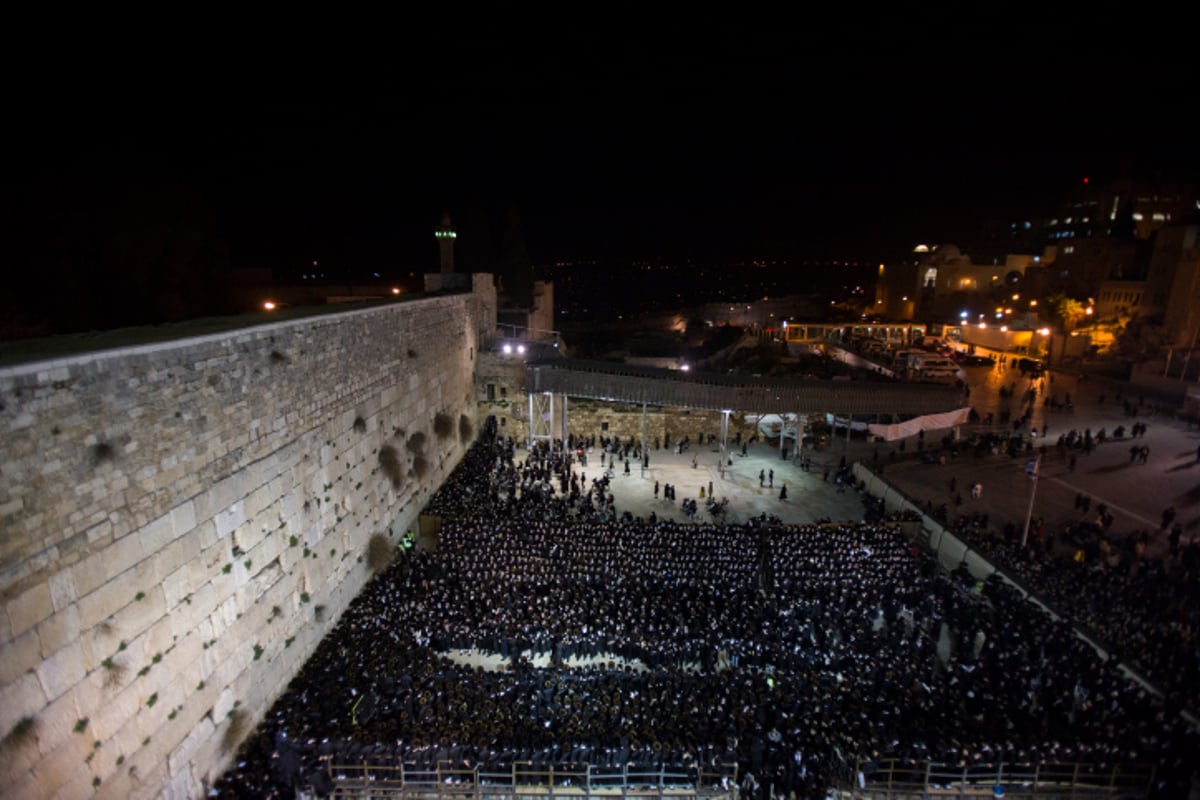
[323, 759, 738, 800]
[844, 756, 1156, 798]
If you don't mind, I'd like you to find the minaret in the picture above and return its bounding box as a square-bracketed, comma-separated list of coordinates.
[435, 211, 456, 273]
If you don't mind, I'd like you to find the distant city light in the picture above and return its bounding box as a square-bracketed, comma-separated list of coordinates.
[391, 287, 401, 295]
[680, 364, 690, 372]
[1039, 328, 1051, 336]
[502, 343, 513, 354]
[516, 344, 526, 354]
[1000, 326, 1008, 332]
[262, 301, 276, 311]
[960, 311, 969, 319]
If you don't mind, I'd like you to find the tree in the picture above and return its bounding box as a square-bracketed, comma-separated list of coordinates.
[1047, 293, 1087, 333]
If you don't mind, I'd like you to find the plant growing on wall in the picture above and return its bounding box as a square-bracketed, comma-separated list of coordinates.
[411, 455, 430, 479]
[221, 709, 248, 753]
[0, 718, 35, 753]
[101, 656, 127, 688]
[89, 441, 115, 466]
[352, 416, 367, 433]
[366, 533, 394, 573]
[459, 414, 473, 444]
[378, 445, 403, 489]
[433, 411, 454, 440]
[405, 431, 426, 454]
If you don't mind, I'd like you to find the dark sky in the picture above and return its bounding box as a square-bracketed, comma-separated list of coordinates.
[9, 12, 1197, 277]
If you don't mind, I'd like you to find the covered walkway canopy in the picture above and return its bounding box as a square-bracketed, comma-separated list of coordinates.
[525, 358, 965, 415]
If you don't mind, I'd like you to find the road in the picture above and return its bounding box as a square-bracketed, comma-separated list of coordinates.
[864, 358, 1200, 561]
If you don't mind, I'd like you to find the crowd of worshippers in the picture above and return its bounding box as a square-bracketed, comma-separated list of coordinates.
[213, 420, 1197, 799]
[932, 497, 1200, 718]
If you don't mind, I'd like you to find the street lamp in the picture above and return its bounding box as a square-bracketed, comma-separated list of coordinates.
[1021, 454, 1042, 548]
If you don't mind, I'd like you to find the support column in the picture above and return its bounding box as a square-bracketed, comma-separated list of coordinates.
[795, 411, 802, 460]
[562, 395, 569, 446]
[641, 403, 648, 477]
[529, 392, 554, 450]
[719, 410, 730, 475]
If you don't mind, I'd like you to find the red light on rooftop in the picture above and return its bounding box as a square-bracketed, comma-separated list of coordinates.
[1083, 176, 1089, 184]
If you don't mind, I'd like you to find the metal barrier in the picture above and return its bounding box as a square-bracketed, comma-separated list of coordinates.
[323, 760, 738, 800]
[832, 757, 1156, 799]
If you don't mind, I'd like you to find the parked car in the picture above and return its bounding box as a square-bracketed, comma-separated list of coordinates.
[1016, 358, 1045, 375]
[957, 354, 995, 367]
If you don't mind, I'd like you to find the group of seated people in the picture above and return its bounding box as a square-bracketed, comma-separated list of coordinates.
[213, 418, 1197, 799]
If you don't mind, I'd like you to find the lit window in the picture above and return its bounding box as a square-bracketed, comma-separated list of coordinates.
[1132, 213, 1144, 221]
[1152, 212, 1165, 221]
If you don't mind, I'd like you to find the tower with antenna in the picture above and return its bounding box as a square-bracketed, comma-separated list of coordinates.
[435, 211, 456, 273]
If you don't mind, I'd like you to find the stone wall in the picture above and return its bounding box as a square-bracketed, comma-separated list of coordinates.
[472, 358, 756, 449]
[0, 282, 493, 800]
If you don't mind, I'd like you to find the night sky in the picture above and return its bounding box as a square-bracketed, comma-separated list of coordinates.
[6, 13, 1196, 333]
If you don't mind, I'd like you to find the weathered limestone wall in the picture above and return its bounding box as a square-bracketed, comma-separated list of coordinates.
[0, 281, 494, 800]
[473, 355, 755, 447]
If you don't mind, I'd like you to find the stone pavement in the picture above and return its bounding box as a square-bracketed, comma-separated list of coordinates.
[523, 439, 869, 528]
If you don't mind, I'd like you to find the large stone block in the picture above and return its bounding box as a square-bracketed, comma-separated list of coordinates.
[102, 533, 145, 582]
[0, 627, 42, 685]
[0, 671, 47, 748]
[136, 512, 175, 557]
[7, 580, 53, 636]
[31, 684, 80, 760]
[36, 604, 81, 659]
[54, 770, 97, 800]
[35, 639, 86, 702]
[30, 734, 89, 800]
[47, 569, 77, 613]
[89, 678, 140, 741]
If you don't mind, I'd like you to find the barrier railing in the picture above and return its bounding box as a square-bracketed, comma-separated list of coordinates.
[322, 760, 738, 800]
[835, 757, 1156, 799]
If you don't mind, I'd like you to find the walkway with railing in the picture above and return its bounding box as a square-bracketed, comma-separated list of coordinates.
[317, 760, 738, 800]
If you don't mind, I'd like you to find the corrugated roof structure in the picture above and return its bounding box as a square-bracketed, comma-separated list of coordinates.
[526, 359, 966, 415]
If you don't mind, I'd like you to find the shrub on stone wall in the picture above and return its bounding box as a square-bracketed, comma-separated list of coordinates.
[459, 414, 473, 444]
[90, 441, 115, 466]
[221, 709, 247, 753]
[352, 416, 367, 433]
[433, 412, 454, 440]
[1, 718, 35, 754]
[412, 454, 429, 479]
[406, 431, 426, 454]
[378, 445, 403, 489]
[366, 532, 393, 573]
